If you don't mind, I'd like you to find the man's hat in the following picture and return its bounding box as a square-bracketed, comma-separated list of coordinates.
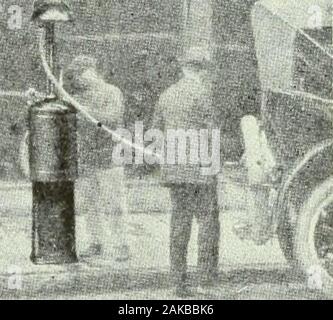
[179, 46, 212, 67]
[63, 55, 98, 81]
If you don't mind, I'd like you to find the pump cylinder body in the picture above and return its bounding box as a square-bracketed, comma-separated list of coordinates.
[29, 99, 78, 264]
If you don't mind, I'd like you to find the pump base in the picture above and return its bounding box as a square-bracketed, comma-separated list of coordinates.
[31, 181, 78, 265]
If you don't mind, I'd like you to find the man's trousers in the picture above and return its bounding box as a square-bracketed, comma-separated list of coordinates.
[169, 182, 220, 286]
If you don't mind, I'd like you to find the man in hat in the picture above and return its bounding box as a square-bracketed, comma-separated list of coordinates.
[20, 56, 130, 260]
[62, 55, 130, 261]
[153, 46, 221, 296]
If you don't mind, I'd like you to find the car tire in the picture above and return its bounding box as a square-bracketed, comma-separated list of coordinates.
[294, 177, 333, 298]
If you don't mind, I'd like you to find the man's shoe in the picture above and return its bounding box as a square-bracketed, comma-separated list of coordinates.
[196, 285, 217, 297]
[113, 245, 130, 262]
[81, 244, 103, 258]
[233, 222, 252, 241]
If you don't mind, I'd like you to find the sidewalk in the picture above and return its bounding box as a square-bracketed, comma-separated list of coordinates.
[0, 178, 305, 299]
[0, 211, 291, 299]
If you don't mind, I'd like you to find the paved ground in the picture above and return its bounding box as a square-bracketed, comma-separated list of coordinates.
[0, 211, 326, 300]
[0, 180, 329, 300]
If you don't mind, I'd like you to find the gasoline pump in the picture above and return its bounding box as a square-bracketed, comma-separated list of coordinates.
[29, 0, 78, 264]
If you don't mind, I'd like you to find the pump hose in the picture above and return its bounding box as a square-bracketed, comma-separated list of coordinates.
[36, 23, 333, 165]
[38, 29, 161, 161]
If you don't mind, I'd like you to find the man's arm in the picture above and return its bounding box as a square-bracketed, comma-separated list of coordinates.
[98, 86, 125, 129]
[109, 89, 125, 128]
[19, 132, 30, 179]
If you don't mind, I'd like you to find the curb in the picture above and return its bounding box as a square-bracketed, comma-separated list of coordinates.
[0, 262, 298, 299]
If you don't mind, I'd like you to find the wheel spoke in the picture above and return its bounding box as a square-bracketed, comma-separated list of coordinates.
[296, 181, 333, 280]
[318, 244, 333, 257]
[320, 209, 329, 220]
[316, 210, 333, 264]
[322, 253, 333, 273]
[316, 222, 333, 239]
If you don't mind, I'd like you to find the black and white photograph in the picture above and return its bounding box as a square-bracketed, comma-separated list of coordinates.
[0, 0, 332, 301]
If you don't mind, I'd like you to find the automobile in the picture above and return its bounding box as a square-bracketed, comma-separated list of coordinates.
[236, 2, 333, 296]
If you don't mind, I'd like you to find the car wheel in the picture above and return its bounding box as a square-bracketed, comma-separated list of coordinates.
[294, 177, 333, 298]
